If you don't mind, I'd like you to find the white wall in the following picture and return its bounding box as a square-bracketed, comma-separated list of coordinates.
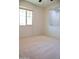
[19, 0, 45, 38]
[44, 1, 60, 39]
[48, 9, 60, 38]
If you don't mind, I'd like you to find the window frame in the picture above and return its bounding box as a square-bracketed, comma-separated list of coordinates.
[19, 8, 33, 26]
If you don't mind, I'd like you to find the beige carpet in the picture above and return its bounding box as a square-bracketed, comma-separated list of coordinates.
[19, 36, 60, 59]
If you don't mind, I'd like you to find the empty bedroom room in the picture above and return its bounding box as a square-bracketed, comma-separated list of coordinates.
[19, 0, 60, 59]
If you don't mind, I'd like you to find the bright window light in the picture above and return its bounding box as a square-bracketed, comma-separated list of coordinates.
[27, 11, 32, 25]
[20, 9, 26, 25]
[19, 9, 32, 26]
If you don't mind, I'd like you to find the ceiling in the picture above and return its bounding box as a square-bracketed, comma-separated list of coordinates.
[24, 0, 60, 7]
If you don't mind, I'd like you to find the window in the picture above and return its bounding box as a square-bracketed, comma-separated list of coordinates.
[19, 9, 32, 26]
